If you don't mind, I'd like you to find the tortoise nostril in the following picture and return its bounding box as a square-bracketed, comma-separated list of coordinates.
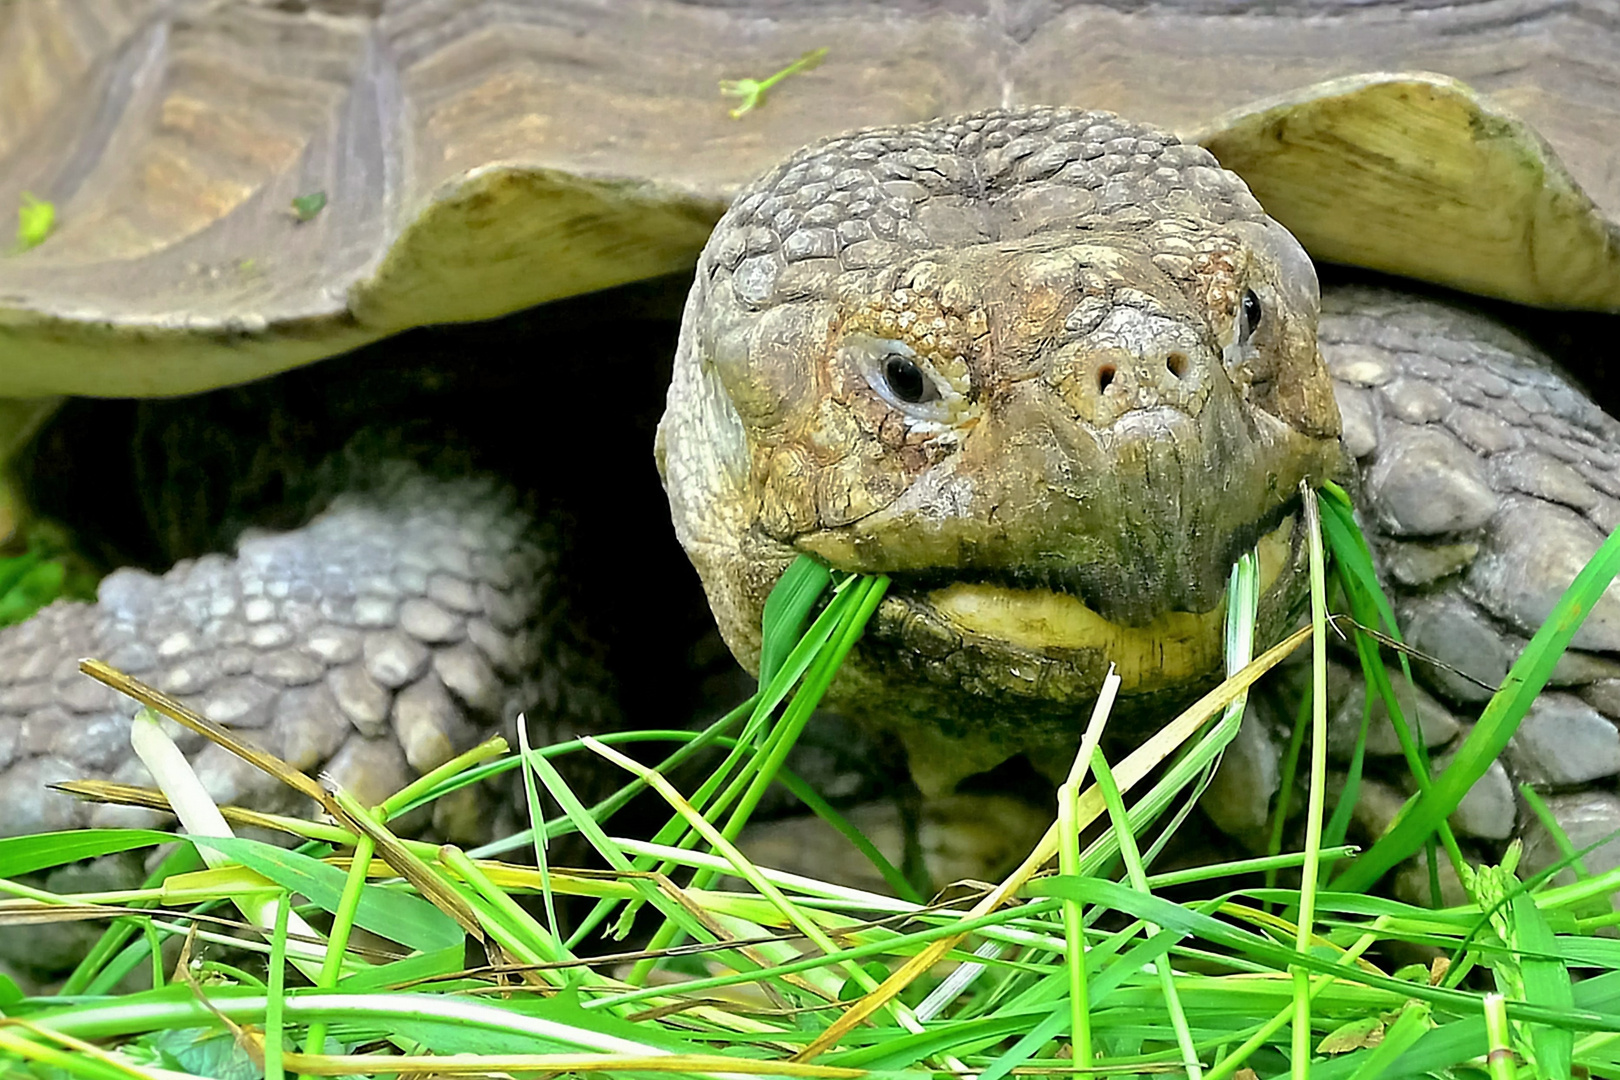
[1096, 364, 1116, 393]
[1165, 352, 1189, 379]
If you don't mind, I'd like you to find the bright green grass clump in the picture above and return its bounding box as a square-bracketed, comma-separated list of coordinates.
[0, 525, 96, 629]
[0, 490, 1618, 1079]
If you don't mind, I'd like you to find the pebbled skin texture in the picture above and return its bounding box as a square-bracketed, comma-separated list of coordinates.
[0, 462, 551, 842]
[0, 281, 730, 979]
[1210, 283, 1620, 862]
[0, 98, 1613, 921]
[1323, 286, 1620, 664]
[0, 280, 725, 875]
[1319, 287, 1620, 863]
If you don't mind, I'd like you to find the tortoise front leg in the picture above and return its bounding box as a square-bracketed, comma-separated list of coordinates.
[0, 462, 558, 843]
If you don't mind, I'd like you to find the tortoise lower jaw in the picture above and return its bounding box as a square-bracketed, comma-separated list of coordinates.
[868, 514, 1297, 700]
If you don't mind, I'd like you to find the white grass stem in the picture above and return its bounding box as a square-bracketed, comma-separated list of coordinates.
[608, 837, 916, 912]
[129, 709, 328, 980]
[1091, 752, 1201, 1080]
[915, 940, 1005, 1022]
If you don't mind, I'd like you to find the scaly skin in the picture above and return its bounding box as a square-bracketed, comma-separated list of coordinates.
[0, 463, 553, 842]
[0, 105, 1612, 932]
[1313, 287, 1620, 885]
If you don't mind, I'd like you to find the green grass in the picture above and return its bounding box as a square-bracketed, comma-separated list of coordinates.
[0, 524, 97, 629]
[0, 492, 1618, 1078]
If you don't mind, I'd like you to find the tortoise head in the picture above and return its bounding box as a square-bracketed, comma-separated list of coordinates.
[658, 107, 1345, 786]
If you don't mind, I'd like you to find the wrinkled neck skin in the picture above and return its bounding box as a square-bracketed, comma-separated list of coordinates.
[659, 110, 1345, 792]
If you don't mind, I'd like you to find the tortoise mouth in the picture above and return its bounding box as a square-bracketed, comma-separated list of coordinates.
[870, 513, 1297, 696]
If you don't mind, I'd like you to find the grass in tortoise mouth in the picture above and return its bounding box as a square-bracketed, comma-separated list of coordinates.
[873, 496, 1305, 623]
[2, 483, 1619, 1078]
[871, 510, 1297, 693]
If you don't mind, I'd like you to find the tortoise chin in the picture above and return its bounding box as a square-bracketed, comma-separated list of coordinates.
[875, 511, 1298, 699]
[810, 512, 1314, 794]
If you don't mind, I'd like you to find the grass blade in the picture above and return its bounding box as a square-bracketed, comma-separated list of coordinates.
[1335, 521, 1620, 892]
[189, 836, 459, 953]
[1291, 484, 1331, 1079]
[1513, 887, 1574, 1079]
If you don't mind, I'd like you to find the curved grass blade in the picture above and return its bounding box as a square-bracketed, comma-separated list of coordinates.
[0, 830, 180, 878]
[189, 836, 460, 953]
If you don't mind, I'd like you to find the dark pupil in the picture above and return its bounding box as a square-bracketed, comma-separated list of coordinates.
[884, 355, 927, 403]
[1242, 289, 1263, 332]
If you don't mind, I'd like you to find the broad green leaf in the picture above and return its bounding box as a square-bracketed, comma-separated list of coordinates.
[0, 551, 41, 597]
[130, 1028, 259, 1080]
[189, 836, 461, 952]
[0, 829, 180, 877]
[0, 559, 65, 626]
[1513, 889, 1574, 1080]
[758, 554, 830, 686]
[0, 973, 20, 1010]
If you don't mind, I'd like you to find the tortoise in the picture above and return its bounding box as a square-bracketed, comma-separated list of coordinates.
[0, 0, 1618, 917]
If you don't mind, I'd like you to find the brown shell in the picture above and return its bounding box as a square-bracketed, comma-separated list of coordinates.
[2, 0, 1618, 395]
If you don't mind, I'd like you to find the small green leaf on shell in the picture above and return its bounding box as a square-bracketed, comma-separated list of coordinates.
[11, 192, 54, 253]
[291, 190, 328, 222]
[720, 47, 827, 118]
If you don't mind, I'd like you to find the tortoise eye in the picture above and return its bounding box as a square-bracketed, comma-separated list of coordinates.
[884, 355, 932, 404]
[852, 336, 951, 417]
[1240, 288, 1263, 342]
